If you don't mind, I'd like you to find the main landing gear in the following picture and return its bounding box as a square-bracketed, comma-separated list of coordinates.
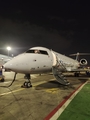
[86, 71, 90, 76]
[21, 74, 32, 88]
[74, 72, 80, 77]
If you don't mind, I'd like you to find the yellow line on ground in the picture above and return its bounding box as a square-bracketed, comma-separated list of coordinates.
[46, 88, 59, 94]
[0, 79, 58, 96]
[0, 88, 24, 96]
[15, 81, 47, 87]
[33, 81, 47, 87]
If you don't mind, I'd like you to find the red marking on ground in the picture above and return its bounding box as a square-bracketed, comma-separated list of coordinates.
[44, 82, 86, 120]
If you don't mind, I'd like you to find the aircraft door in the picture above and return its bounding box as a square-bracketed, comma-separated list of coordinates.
[50, 50, 57, 66]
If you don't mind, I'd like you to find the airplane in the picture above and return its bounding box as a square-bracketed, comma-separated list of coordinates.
[0, 54, 12, 67]
[3, 46, 90, 88]
[0, 54, 12, 82]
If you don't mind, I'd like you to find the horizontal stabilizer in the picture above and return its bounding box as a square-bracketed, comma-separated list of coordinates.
[70, 53, 90, 56]
[69, 52, 90, 61]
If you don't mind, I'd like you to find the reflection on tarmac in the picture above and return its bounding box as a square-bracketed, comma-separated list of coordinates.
[0, 72, 90, 120]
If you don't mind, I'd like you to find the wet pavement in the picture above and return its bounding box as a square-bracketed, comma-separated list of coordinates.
[0, 72, 89, 120]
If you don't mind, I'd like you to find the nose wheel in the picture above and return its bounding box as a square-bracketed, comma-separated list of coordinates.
[21, 81, 32, 88]
[21, 74, 32, 88]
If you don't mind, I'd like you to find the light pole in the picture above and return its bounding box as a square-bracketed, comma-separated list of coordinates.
[7, 46, 11, 57]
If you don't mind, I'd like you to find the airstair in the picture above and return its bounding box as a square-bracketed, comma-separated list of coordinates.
[51, 50, 70, 85]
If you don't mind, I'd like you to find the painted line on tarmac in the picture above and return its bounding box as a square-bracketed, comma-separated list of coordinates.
[0, 81, 11, 84]
[3, 81, 11, 84]
[0, 88, 24, 96]
[0, 78, 58, 96]
[33, 81, 48, 87]
[44, 81, 87, 120]
[15, 80, 47, 87]
[46, 88, 59, 94]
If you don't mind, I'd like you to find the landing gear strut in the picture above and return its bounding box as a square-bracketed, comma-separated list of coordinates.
[21, 74, 32, 88]
[86, 71, 90, 76]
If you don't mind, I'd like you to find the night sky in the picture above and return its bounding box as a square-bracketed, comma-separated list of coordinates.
[0, 1, 90, 62]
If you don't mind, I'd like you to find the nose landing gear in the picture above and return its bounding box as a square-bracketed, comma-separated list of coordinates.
[21, 74, 32, 88]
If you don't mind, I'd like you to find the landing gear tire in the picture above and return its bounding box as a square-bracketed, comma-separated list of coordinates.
[74, 72, 79, 77]
[26, 82, 32, 88]
[86, 71, 90, 76]
[21, 81, 32, 88]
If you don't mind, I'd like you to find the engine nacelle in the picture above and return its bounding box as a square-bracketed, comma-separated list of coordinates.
[79, 58, 88, 65]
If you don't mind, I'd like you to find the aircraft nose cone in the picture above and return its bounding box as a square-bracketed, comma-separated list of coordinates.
[3, 62, 12, 71]
[2, 53, 32, 73]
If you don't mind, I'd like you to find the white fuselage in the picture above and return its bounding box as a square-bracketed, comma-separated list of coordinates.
[3, 47, 80, 74]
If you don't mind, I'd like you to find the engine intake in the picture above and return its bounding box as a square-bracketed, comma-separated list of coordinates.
[80, 58, 87, 65]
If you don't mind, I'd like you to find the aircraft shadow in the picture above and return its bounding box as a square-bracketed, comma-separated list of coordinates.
[35, 80, 77, 90]
[78, 79, 88, 82]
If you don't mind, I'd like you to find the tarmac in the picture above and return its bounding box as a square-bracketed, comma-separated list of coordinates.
[0, 72, 89, 120]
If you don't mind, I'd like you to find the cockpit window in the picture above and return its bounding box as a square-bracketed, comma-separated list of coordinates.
[40, 50, 48, 55]
[34, 50, 40, 54]
[26, 50, 34, 53]
[26, 50, 48, 55]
